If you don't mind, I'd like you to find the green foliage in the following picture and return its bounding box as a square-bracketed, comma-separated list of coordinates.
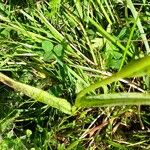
[42, 40, 63, 61]
[48, 0, 61, 17]
[0, 0, 150, 149]
[0, 73, 72, 114]
[42, 40, 54, 60]
[76, 56, 150, 107]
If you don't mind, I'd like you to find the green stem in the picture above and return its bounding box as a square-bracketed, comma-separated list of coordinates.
[0, 73, 72, 115]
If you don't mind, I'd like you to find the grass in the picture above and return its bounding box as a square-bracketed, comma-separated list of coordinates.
[0, 0, 150, 149]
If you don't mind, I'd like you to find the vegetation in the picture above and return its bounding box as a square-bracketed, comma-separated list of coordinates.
[0, 0, 150, 149]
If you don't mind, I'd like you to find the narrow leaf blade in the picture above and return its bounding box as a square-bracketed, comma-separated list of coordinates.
[76, 93, 150, 108]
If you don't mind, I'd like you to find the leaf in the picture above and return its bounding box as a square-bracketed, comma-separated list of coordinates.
[42, 40, 54, 52]
[126, 0, 150, 54]
[76, 93, 150, 108]
[76, 55, 150, 104]
[42, 40, 54, 60]
[88, 17, 132, 57]
[0, 73, 72, 115]
[48, 0, 61, 17]
[53, 44, 63, 57]
[106, 51, 122, 69]
[74, 0, 83, 18]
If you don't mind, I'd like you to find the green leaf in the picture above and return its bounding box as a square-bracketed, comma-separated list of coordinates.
[42, 40, 54, 52]
[76, 55, 150, 103]
[126, 0, 150, 54]
[48, 0, 61, 17]
[76, 93, 150, 108]
[42, 40, 54, 61]
[88, 17, 132, 57]
[74, 0, 83, 18]
[53, 44, 63, 57]
[0, 73, 72, 115]
[106, 51, 122, 69]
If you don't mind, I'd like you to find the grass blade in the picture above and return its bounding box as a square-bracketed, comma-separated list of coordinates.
[74, 0, 83, 18]
[88, 17, 132, 56]
[119, 16, 138, 70]
[126, 0, 150, 54]
[35, 10, 80, 57]
[76, 93, 150, 107]
[76, 55, 150, 102]
[97, 0, 112, 25]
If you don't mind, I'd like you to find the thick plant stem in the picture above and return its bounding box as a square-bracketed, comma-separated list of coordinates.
[0, 73, 72, 115]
